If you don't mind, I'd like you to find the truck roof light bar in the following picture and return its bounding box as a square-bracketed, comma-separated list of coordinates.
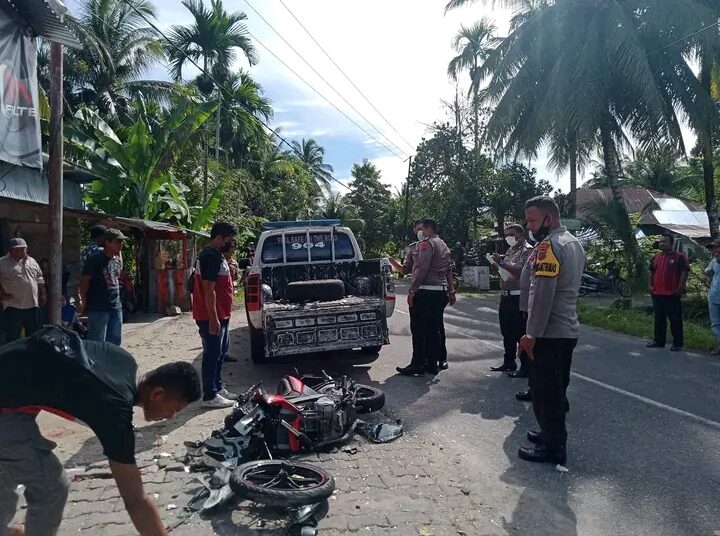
[261, 219, 341, 230]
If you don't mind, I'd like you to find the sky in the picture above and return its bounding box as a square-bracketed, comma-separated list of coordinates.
[68, 0, 569, 194]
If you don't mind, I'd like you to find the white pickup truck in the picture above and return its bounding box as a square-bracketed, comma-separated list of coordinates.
[242, 220, 396, 363]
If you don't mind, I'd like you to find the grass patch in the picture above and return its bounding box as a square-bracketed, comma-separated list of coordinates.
[577, 302, 716, 353]
[233, 287, 245, 307]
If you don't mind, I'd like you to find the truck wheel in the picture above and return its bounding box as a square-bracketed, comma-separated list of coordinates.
[286, 279, 345, 303]
[249, 327, 268, 363]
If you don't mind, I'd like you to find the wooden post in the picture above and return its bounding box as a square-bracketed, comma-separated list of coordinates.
[48, 41, 63, 325]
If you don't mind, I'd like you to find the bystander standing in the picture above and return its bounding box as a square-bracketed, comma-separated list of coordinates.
[704, 238, 720, 355]
[0, 238, 46, 342]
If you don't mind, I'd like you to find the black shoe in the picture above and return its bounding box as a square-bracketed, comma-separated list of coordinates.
[491, 363, 517, 372]
[396, 366, 425, 377]
[527, 430, 543, 444]
[425, 364, 439, 375]
[646, 342, 664, 348]
[518, 445, 566, 465]
[507, 369, 529, 379]
[670, 345, 684, 352]
[439, 360, 449, 370]
[223, 355, 239, 363]
[515, 389, 532, 402]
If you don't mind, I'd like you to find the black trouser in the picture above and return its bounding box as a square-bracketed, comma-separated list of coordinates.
[2, 307, 40, 342]
[530, 338, 577, 451]
[651, 295, 683, 347]
[410, 290, 448, 369]
[499, 295, 526, 367]
[521, 312, 530, 389]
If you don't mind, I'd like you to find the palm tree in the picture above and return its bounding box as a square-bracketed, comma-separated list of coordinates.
[167, 0, 258, 200]
[56, 0, 171, 118]
[289, 138, 334, 192]
[456, 0, 717, 281]
[447, 19, 498, 150]
[216, 71, 273, 167]
[166, 0, 257, 86]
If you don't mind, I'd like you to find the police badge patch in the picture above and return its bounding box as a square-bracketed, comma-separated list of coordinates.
[535, 240, 560, 277]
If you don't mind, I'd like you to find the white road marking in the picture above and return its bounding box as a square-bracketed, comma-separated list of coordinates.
[394, 306, 720, 431]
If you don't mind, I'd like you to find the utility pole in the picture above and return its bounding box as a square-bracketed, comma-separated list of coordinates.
[402, 156, 412, 237]
[48, 41, 64, 325]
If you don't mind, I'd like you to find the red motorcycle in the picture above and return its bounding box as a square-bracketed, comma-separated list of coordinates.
[187, 372, 385, 507]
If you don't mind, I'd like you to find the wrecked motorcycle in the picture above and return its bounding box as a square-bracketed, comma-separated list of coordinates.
[186, 372, 385, 507]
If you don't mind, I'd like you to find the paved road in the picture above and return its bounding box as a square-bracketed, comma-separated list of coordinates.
[376, 285, 720, 536]
[39, 285, 720, 535]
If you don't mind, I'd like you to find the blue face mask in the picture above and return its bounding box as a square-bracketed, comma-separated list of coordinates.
[417, 230, 425, 241]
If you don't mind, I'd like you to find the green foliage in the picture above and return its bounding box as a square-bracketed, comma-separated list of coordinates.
[345, 160, 395, 257]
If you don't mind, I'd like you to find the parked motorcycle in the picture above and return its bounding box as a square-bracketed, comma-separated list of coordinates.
[187, 371, 385, 507]
[579, 262, 631, 298]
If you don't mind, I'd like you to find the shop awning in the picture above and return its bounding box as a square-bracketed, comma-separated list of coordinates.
[4, 0, 81, 48]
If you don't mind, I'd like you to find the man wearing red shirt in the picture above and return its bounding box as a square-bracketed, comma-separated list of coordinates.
[647, 234, 689, 351]
[192, 221, 237, 408]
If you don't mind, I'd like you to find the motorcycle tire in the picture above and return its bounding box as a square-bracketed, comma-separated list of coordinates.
[353, 384, 385, 414]
[616, 280, 632, 298]
[229, 460, 335, 507]
[579, 286, 589, 297]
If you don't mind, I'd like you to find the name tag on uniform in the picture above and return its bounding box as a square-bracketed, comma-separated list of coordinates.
[535, 240, 560, 277]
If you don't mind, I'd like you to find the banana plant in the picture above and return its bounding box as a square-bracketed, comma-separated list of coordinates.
[66, 97, 219, 228]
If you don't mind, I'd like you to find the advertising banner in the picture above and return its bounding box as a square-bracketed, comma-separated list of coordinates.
[0, 9, 42, 169]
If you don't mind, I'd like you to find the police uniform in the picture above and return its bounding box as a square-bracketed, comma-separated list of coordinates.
[495, 241, 533, 372]
[523, 225, 585, 462]
[404, 235, 452, 374]
[515, 244, 538, 401]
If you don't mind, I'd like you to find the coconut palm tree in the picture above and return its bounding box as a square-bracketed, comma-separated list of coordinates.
[166, 0, 257, 87]
[54, 0, 171, 118]
[447, 19, 498, 150]
[289, 138, 334, 191]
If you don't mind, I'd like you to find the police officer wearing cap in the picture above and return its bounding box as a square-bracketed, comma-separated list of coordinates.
[518, 196, 585, 465]
[396, 219, 453, 376]
[490, 224, 533, 376]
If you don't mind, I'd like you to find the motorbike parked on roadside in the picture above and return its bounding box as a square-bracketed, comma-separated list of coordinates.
[579, 262, 631, 298]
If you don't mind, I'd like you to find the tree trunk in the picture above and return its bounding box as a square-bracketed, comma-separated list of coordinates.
[472, 61, 480, 151]
[569, 145, 577, 218]
[700, 56, 720, 239]
[600, 112, 643, 284]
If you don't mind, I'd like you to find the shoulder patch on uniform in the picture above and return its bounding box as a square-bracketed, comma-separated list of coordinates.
[535, 240, 560, 277]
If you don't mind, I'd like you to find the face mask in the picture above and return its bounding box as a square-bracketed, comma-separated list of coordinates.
[417, 231, 425, 241]
[505, 236, 517, 247]
[532, 217, 551, 242]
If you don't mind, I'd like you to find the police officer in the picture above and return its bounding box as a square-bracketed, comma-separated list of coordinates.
[387, 220, 454, 371]
[515, 241, 538, 402]
[518, 196, 585, 465]
[490, 224, 533, 375]
[396, 219, 453, 376]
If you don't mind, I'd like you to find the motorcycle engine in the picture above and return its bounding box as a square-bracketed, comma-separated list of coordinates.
[302, 396, 345, 443]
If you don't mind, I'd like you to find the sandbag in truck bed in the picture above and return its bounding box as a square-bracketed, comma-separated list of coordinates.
[285, 279, 345, 303]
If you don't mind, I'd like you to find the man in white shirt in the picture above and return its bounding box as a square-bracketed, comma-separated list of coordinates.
[0, 238, 46, 342]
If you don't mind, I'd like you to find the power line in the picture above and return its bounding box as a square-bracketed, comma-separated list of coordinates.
[84, 0, 353, 191]
[242, 0, 410, 159]
[246, 29, 407, 160]
[278, 0, 417, 153]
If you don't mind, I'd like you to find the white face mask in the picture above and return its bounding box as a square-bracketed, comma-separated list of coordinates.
[505, 235, 517, 247]
[417, 230, 425, 241]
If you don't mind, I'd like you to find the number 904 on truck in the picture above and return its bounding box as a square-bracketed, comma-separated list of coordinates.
[242, 220, 396, 363]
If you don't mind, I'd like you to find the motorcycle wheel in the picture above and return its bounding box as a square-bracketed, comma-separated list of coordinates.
[229, 460, 335, 507]
[616, 280, 632, 298]
[579, 286, 589, 297]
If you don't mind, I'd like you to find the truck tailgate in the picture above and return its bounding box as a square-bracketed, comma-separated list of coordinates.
[264, 296, 388, 357]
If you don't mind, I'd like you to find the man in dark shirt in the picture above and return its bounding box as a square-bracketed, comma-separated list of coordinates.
[647, 233, 689, 351]
[79, 228, 126, 346]
[192, 221, 237, 408]
[0, 326, 201, 536]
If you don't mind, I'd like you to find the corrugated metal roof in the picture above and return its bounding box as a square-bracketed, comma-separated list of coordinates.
[651, 224, 710, 239]
[577, 186, 705, 215]
[0, 164, 83, 208]
[4, 0, 81, 48]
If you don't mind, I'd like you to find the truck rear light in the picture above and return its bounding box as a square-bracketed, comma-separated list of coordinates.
[246, 274, 262, 312]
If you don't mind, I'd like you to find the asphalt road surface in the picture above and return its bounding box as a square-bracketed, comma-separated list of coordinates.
[368, 285, 720, 536]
